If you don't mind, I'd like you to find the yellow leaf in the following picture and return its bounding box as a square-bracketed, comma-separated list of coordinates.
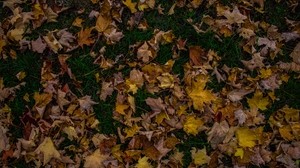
[259, 68, 272, 79]
[126, 79, 138, 94]
[84, 149, 109, 168]
[236, 127, 257, 148]
[62, 126, 78, 141]
[124, 124, 141, 138]
[157, 73, 174, 89]
[187, 75, 215, 110]
[247, 90, 270, 111]
[72, 17, 83, 28]
[34, 92, 52, 108]
[155, 112, 170, 124]
[279, 125, 294, 141]
[16, 71, 26, 81]
[123, 0, 137, 13]
[23, 93, 30, 102]
[162, 31, 175, 44]
[234, 148, 244, 159]
[34, 137, 61, 165]
[7, 28, 24, 41]
[33, 3, 44, 19]
[280, 106, 300, 122]
[191, 147, 211, 166]
[95, 14, 111, 32]
[135, 156, 153, 168]
[115, 103, 129, 115]
[183, 115, 204, 135]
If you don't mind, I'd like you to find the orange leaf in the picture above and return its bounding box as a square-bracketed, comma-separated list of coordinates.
[78, 27, 95, 48]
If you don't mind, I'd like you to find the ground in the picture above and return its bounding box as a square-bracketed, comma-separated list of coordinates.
[0, 0, 300, 167]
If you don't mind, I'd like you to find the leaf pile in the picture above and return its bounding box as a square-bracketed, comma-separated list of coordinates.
[0, 0, 300, 167]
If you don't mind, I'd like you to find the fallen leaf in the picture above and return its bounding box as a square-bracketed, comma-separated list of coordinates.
[31, 36, 47, 53]
[183, 114, 204, 136]
[34, 137, 61, 165]
[135, 156, 153, 168]
[72, 17, 83, 27]
[187, 75, 215, 110]
[84, 149, 109, 168]
[191, 147, 211, 166]
[78, 27, 95, 48]
[95, 14, 111, 33]
[247, 90, 270, 111]
[236, 127, 257, 148]
[123, 0, 137, 13]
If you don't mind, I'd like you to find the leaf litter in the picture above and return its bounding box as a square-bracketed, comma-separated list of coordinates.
[0, 0, 300, 167]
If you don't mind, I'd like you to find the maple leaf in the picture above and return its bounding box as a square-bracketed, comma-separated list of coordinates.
[115, 103, 129, 115]
[223, 6, 247, 24]
[78, 27, 95, 48]
[186, 75, 215, 110]
[183, 115, 204, 136]
[43, 32, 63, 53]
[123, 0, 137, 13]
[7, 28, 24, 41]
[235, 127, 257, 148]
[104, 29, 124, 44]
[95, 14, 111, 33]
[145, 97, 166, 113]
[31, 36, 47, 53]
[72, 17, 83, 28]
[124, 124, 141, 138]
[247, 90, 270, 111]
[191, 147, 211, 166]
[135, 156, 153, 168]
[241, 53, 265, 71]
[100, 81, 114, 101]
[84, 149, 109, 168]
[57, 29, 76, 49]
[34, 137, 61, 165]
[78, 96, 98, 111]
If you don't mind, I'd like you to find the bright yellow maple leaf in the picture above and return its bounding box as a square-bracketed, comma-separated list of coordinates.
[34, 137, 61, 165]
[235, 127, 257, 148]
[234, 148, 244, 159]
[247, 90, 270, 111]
[183, 115, 204, 135]
[191, 147, 211, 166]
[135, 156, 153, 168]
[123, 0, 137, 13]
[187, 75, 215, 110]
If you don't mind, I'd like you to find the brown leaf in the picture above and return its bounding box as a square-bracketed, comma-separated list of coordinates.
[145, 97, 166, 113]
[31, 36, 47, 53]
[189, 46, 206, 66]
[100, 81, 114, 101]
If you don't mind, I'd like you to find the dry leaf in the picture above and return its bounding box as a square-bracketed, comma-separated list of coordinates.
[34, 137, 61, 165]
[78, 27, 95, 48]
[31, 36, 47, 53]
[84, 149, 109, 168]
